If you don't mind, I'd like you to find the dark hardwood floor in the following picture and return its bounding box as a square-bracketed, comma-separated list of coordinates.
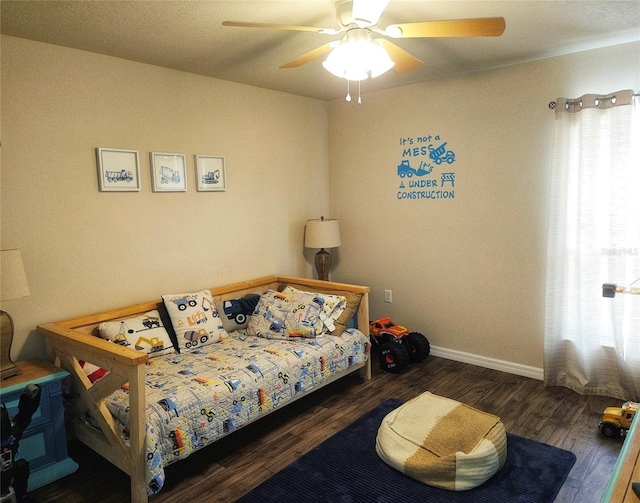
[29, 356, 624, 502]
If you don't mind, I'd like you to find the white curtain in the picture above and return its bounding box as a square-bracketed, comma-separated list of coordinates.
[544, 90, 640, 401]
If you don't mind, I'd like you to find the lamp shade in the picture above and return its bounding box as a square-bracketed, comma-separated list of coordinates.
[322, 28, 395, 81]
[304, 219, 341, 249]
[1, 249, 31, 301]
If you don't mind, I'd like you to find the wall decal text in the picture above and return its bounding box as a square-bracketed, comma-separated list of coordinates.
[396, 134, 456, 200]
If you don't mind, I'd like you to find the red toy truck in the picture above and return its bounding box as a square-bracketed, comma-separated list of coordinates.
[369, 317, 430, 373]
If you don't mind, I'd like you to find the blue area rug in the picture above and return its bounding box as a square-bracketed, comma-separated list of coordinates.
[237, 398, 576, 503]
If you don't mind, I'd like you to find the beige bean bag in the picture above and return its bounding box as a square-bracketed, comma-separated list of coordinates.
[376, 392, 507, 491]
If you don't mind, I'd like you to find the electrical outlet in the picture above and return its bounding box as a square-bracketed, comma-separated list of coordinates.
[384, 290, 392, 303]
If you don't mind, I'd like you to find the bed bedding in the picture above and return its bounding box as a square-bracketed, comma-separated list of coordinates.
[38, 276, 370, 503]
[107, 328, 369, 494]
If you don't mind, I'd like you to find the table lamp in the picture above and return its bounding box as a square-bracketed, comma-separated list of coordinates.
[1, 249, 31, 379]
[304, 217, 341, 281]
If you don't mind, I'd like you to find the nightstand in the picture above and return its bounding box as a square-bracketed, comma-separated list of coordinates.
[0, 358, 78, 491]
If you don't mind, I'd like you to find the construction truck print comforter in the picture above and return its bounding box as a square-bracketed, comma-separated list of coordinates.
[102, 328, 369, 495]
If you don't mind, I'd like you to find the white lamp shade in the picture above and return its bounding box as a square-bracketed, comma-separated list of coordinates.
[1, 249, 31, 301]
[305, 219, 341, 249]
[322, 29, 395, 81]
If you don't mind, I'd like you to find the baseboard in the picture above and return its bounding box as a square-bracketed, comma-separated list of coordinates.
[429, 345, 544, 381]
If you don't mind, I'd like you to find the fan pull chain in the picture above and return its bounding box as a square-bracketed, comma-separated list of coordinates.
[343, 80, 364, 104]
[344, 80, 363, 104]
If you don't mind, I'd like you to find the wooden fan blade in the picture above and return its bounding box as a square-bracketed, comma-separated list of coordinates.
[378, 40, 423, 73]
[385, 17, 505, 38]
[222, 21, 339, 35]
[279, 42, 338, 69]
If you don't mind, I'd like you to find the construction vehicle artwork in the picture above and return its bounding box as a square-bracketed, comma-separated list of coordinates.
[261, 304, 288, 334]
[397, 160, 434, 178]
[158, 398, 179, 418]
[201, 407, 215, 423]
[231, 397, 245, 413]
[134, 336, 165, 353]
[269, 320, 285, 333]
[223, 293, 260, 324]
[114, 321, 132, 346]
[319, 355, 328, 374]
[246, 363, 264, 377]
[221, 376, 241, 392]
[183, 328, 209, 349]
[257, 388, 272, 411]
[172, 295, 198, 311]
[223, 418, 236, 433]
[599, 400, 638, 438]
[201, 296, 216, 313]
[192, 377, 210, 386]
[428, 142, 456, 165]
[139, 315, 161, 330]
[105, 170, 134, 183]
[201, 169, 220, 184]
[159, 165, 181, 184]
[169, 429, 185, 456]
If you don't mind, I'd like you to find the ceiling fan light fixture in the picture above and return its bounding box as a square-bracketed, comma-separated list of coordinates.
[351, 0, 390, 27]
[384, 25, 403, 38]
[322, 29, 394, 81]
[335, 0, 390, 28]
[369, 41, 395, 77]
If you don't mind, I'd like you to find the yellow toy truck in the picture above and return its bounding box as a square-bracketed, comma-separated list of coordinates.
[599, 400, 638, 438]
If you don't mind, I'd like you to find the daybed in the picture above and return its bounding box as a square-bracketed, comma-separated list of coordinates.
[37, 276, 371, 503]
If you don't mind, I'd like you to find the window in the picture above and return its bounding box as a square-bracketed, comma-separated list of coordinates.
[544, 90, 640, 401]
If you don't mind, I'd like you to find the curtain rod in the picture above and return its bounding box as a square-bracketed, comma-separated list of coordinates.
[548, 91, 640, 110]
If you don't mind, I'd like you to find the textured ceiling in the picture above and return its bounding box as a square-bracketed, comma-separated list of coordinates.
[2, 0, 639, 101]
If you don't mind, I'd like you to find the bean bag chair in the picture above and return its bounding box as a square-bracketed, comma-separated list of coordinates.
[376, 392, 507, 491]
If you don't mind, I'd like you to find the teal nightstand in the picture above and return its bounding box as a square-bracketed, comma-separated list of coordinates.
[0, 358, 78, 491]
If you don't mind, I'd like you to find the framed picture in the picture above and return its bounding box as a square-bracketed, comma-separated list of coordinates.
[195, 155, 226, 192]
[150, 152, 187, 192]
[96, 148, 140, 192]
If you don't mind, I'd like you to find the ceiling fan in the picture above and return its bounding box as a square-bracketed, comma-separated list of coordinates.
[222, 0, 506, 81]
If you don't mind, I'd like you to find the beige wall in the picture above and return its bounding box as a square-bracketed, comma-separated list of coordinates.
[328, 41, 640, 374]
[2, 34, 639, 375]
[1, 35, 329, 360]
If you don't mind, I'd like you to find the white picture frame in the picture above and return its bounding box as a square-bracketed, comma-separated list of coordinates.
[150, 152, 187, 192]
[195, 155, 226, 192]
[96, 148, 141, 192]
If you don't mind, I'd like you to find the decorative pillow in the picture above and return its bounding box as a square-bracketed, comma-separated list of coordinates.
[98, 310, 175, 357]
[279, 283, 362, 336]
[215, 293, 261, 332]
[282, 285, 346, 332]
[162, 290, 228, 352]
[247, 289, 325, 339]
[330, 291, 363, 335]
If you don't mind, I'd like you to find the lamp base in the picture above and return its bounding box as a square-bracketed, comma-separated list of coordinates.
[314, 248, 331, 281]
[1, 310, 22, 380]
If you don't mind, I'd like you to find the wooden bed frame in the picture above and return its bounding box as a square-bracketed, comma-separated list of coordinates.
[37, 276, 370, 503]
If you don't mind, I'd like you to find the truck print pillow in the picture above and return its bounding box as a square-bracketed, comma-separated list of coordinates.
[215, 293, 261, 332]
[162, 290, 229, 352]
[247, 289, 325, 339]
[98, 310, 175, 357]
[281, 286, 347, 332]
